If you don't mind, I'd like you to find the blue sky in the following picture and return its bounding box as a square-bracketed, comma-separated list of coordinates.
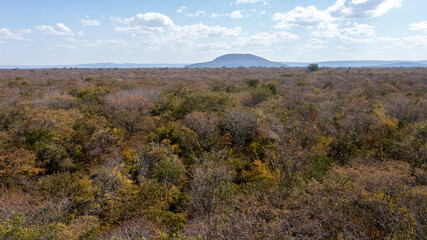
[1, 0, 427, 65]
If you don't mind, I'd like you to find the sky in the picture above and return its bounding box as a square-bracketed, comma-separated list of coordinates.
[1, 0, 427, 65]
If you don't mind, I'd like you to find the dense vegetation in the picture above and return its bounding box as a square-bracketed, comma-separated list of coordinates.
[0, 67, 426, 239]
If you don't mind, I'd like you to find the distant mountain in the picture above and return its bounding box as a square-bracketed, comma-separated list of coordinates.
[283, 60, 427, 68]
[0, 63, 187, 69]
[2, 59, 427, 69]
[373, 61, 427, 67]
[186, 54, 287, 68]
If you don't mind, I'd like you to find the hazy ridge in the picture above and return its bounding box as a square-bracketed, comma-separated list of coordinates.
[1, 54, 426, 69]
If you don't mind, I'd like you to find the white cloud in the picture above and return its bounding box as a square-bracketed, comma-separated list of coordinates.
[114, 12, 240, 40]
[174, 23, 242, 38]
[210, 13, 230, 18]
[54, 44, 78, 49]
[352, 0, 368, 4]
[0, 28, 31, 40]
[114, 12, 174, 33]
[336, 45, 349, 50]
[236, 31, 298, 46]
[313, 22, 340, 38]
[66, 37, 87, 43]
[273, 6, 332, 29]
[80, 18, 100, 26]
[305, 38, 324, 49]
[339, 23, 375, 42]
[97, 39, 128, 47]
[403, 35, 427, 48]
[314, 22, 375, 42]
[61, 38, 129, 49]
[186, 10, 206, 17]
[328, 0, 403, 18]
[230, 10, 243, 19]
[35, 23, 74, 36]
[409, 21, 427, 33]
[273, 0, 402, 45]
[177, 6, 186, 13]
[236, 0, 263, 4]
[274, 0, 402, 30]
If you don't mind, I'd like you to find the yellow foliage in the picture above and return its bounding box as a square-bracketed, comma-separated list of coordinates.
[24, 107, 81, 142]
[122, 148, 137, 163]
[372, 102, 397, 130]
[112, 128, 125, 141]
[58, 216, 99, 240]
[241, 159, 276, 185]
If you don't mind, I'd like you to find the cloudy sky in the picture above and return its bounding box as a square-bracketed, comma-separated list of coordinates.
[1, 0, 427, 65]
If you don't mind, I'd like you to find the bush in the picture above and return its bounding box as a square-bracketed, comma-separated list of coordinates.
[307, 63, 319, 72]
[0, 212, 61, 240]
[0, 148, 43, 188]
[153, 158, 185, 186]
[246, 79, 260, 88]
[178, 90, 236, 116]
[151, 122, 200, 158]
[38, 172, 97, 215]
[222, 108, 258, 150]
[71, 86, 110, 103]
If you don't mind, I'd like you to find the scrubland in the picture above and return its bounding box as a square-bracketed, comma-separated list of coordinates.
[0, 67, 426, 239]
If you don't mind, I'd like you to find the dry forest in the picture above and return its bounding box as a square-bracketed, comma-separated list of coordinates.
[0, 67, 426, 239]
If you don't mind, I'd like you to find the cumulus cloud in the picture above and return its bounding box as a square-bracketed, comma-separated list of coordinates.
[273, 5, 332, 29]
[400, 21, 427, 49]
[409, 21, 427, 33]
[80, 18, 100, 26]
[312, 22, 340, 38]
[113, 11, 298, 53]
[35, 23, 74, 36]
[0, 28, 31, 40]
[305, 38, 325, 49]
[114, 12, 174, 33]
[314, 22, 376, 43]
[403, 35, 427, 48]
[174, 23, 242, 38]
[60, 38, 129, 49]
[114, 12, 240, 39]
[273, 0, 402, 44]
[230, 10, 243, 19]
[236, 0, 264, 4]
[274, 0, 402, 30]
[236, 31, 298, 46]
[339, 23, 376, 42]
[177, 6, 186, 13]
[186, 10, 206, 17]
[97, 39, 128, 47]
[328, 0, 403, 18]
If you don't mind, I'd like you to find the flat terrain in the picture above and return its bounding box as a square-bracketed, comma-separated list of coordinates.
[0, 68, 426, 239]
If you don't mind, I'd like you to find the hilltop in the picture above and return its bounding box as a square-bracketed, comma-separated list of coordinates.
[185, 54, 287, 68]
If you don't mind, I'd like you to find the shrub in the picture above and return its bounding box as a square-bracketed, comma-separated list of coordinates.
[104, 91, 155, 133]
[0, 212, 61, 240]
[71, 86, 110, 103]
[182, 112, 220, 150]
[0, 148, 43, 188]
[307, 63, 319, 72]
[38, 172, 97, 215]
[151, 122, 200, 158]
[246, 79, 260, 88]
[178, 90, 236, 116]
[152, 158, 185, 186]
[222, 108, 258, 150]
